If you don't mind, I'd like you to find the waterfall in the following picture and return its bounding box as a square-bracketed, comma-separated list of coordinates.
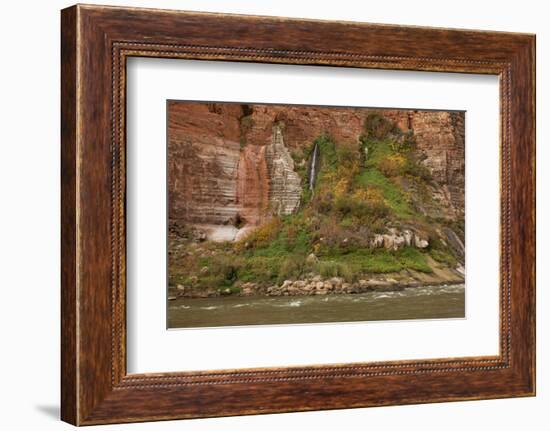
[309, 142, 319, 192]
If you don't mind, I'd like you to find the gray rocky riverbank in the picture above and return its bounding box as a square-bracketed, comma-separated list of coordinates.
[168, 266, 464, 300]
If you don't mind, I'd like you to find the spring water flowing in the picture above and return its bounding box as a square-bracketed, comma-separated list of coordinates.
[308, 142, 319, 192]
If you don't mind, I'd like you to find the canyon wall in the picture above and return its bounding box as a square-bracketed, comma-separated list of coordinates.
[168, 101, 465, 240]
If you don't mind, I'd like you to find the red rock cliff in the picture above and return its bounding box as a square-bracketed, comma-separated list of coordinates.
[168, 101, 465, 240]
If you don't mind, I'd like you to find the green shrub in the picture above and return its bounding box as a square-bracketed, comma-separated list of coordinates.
[428, 236, 458, 266]
[277, 256, 308, 283]
[336, 144, 358, 167]
[234, 217, 282, 252]
[238, 256, 284, 283]
[364, 113, 399, 140]
[378, 154, 407, 177]
[196, 274, 226, 288]
[284, 222, 310, 254]
[429, 249, 457, 266]
[403, 151, 432, 180]
[311, 190, 335, 214]
[356, 168, 413, 218]
[395, 247, 432, 273]
[316, 260, 355, 282]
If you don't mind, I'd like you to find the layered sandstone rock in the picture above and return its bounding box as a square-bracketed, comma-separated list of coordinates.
[168, 102, 242, 228]
[241, 106, 465, 219]
[241, 104, 365, 149]
[167, 101, 465, 240]
[412, 112, 465, 216]
[168, 102, 304, 241]
[236, 144, 269, 227]
[265, 124, 302, 215]
[382, 110, 465, 218]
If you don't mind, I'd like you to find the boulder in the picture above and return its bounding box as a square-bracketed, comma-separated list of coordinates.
[329, 277, 344, 286]
[306, 253, 319, 265]
[371, 229, 429, 250]
[371, 234, 385, 248]
[281, 280, 293, 289]
[414, 235, 429, 249]
[192, 229, 207, 242]
[403, 230, 413, 247]
[241, 287, 254, 296]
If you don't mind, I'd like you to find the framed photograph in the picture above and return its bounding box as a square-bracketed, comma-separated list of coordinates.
[164, 101, 467, 329]
[61, 4, 535, 425]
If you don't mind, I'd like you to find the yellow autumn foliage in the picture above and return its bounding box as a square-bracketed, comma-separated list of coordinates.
[234, 217, 281, 252]
[334, 178, 350, 199]
[378, 154, 407, 177]
[352, 187, 385, 206]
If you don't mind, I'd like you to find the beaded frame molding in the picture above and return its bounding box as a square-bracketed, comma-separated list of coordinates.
[61, 4, 535, 425]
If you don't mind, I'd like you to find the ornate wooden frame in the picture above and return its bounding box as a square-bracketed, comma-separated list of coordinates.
[61, 4, 536, 425]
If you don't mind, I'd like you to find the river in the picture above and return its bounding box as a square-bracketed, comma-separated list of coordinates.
[167, 283, 465, 329]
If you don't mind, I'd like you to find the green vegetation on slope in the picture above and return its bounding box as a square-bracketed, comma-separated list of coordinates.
[169, 113, 462, 291]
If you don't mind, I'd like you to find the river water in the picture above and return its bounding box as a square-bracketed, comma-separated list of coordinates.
[168, 283, 465, 328]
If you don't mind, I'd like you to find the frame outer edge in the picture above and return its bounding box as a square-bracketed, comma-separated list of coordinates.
[61, 4, 536, 424]
[522, 34, 536, 395]
[506, 35, 536, 395]
[531, 34, 536, 396]
[526, 35, 536, 395]
[61, 5, 79, 426]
